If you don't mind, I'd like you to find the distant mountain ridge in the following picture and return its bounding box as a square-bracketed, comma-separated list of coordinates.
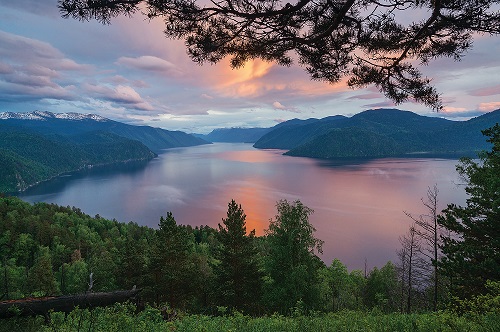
[0, 111, 209, 153]
[254, 109, 500, 158]
[0, 110, 109, 122]
[197, 127, 273, 143]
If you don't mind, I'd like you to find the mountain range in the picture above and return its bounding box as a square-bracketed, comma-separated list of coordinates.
[0, 111, 209, 192]
[253, 109, 500, 158]
[0, 111, 208, 153]
[195, 127, 272, 143]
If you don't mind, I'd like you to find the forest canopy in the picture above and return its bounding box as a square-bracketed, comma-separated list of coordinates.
[58, 0, 500, 110]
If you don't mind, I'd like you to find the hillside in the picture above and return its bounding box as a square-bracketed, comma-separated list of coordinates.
[253, 115, 347, 149]
[254, 109, 500, 158]
[0, 111, 209, 153]
[198, 127, 272, 143]
[0, 124, 156, 193]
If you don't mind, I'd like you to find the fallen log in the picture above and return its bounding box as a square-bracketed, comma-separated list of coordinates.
[0, 288, 141, 318]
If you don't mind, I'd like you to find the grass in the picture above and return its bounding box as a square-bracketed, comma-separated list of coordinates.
[0, 303, 498, 332]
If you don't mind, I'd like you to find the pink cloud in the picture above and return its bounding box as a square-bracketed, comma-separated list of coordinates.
[272, 101, 287, 110]
[104, 75, 150, 88]
[469, 85, 500, 97]
[272, 101, 300, 113]
[363, 101, 396, 108]
[20, 64, 59, 78]
[0, 81, 76, 101]
[83, 83, 154, 111]
[349, 93, 383, 100]
[5, 73, 58, 88]
[440, 106, 496, 119]
[0, 62, 13, 74]
[478, 102, 500, 111]
[0, 31, 91, 72]
[116, 55, 182, 76]
[442, 106, 468, 113]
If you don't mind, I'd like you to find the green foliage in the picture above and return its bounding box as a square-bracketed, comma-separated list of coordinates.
[264, 199, 324, 313]
[0, 304, 497, 332]
[27, 246, 59, 296]
[0, 179, 497, 320]
[0, 127, 155, 193]
[0, 196, 155, 300]
[364, 262, 400, 313]
[60, 259, 89, 294]
[287, 127, 403, 158]
[439, 124, 500, 299]
[451, 281, 500, 316]
[319, 259, 365, 312]
[148, 212, 196, 308]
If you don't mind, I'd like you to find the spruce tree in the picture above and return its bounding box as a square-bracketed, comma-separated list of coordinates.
[438, 124, 500, 299]
[149, 212, 194, 308]
[213, 200, 262, 313]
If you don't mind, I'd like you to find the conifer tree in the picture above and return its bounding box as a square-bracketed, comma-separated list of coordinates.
[439, 124, 500, 299]
[213, 200, 262, 313]
[28, 247, 59, 296]
[149, 212, 194, 308]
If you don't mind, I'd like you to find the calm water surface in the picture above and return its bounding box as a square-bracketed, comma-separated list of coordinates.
[18, 143, 467, 270]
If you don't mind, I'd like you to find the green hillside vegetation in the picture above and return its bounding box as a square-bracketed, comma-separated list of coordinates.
[286, 128, 403, 158]
[255, 109, 500, 158]
[0, 127, 156, 193]
[253, 116, 347, 149]
[0, 150, 54, 193]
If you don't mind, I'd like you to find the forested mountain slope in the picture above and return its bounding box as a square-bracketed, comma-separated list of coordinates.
[254, 109, 500, 158]
[0, 125, 155, 193]
[253, 115, 347, 149]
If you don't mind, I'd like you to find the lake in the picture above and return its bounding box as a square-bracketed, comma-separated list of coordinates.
[18, 143, 467, 271]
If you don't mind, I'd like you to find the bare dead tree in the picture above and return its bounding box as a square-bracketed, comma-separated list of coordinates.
[397, 224, 427, 313]
[404, 184, 443, 311]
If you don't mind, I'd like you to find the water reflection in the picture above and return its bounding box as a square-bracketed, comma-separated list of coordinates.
[19, 159, 151, 196]
[18, 143, 467, 271]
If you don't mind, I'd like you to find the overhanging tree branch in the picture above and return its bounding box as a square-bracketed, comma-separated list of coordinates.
[58, 0, 500, 110]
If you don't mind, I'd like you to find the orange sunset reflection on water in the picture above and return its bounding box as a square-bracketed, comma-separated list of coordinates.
[19, 143, 467, 271]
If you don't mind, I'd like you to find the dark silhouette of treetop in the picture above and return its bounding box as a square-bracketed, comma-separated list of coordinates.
[58, 0, 499, 110]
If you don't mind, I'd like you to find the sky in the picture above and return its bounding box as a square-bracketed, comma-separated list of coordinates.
[0, 1, 499, 134]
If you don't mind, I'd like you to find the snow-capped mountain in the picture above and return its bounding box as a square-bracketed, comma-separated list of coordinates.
[0, 110, 109, 122]
[0, 110, 209, 153]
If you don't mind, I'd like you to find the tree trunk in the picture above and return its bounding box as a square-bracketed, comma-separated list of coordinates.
[0, 288, 141, 318]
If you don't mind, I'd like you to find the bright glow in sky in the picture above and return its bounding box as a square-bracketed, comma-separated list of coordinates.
[0, 1, 499, 133]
